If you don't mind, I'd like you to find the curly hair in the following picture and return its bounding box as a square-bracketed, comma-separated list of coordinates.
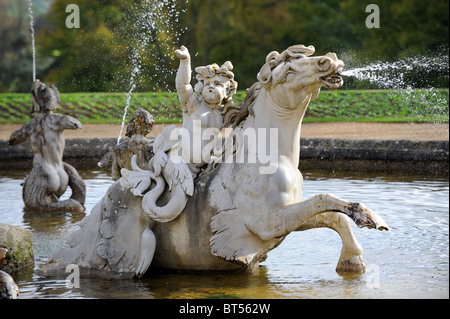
[194, 61, 238, 107]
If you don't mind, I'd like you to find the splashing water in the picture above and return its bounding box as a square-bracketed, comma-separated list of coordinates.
[27, 0, 36, 82]
[118, 54, 140, 144]
[342, 54, 449, 123]
[117, 0, 187, 144]
[341, 55, 449, 89]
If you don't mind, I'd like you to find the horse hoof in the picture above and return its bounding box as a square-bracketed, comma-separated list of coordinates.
[347, 203, 389, 231]
[336, 254, 365, 273]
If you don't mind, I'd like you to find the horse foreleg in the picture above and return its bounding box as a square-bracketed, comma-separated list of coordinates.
[245, 193, 388, 241]
[296, 212, 365, 272]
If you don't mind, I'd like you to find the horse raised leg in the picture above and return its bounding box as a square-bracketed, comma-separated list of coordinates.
[296, 212, 366, 272]
[245, 193, 388, 242]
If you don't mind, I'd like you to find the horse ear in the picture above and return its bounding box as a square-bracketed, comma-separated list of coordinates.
[257, 51, 281, 85]
[257, 63, 272, 85]
[265, 51, 279, 63]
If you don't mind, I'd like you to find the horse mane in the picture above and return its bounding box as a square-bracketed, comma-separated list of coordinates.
[221, 82, 262, 128]
[221, 44, 316, 129]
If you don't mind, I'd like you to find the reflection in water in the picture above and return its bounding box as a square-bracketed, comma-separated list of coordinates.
[0, 169, 448, 299]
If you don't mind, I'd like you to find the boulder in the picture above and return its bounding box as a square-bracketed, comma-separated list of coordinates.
[0, 223, 34, 272]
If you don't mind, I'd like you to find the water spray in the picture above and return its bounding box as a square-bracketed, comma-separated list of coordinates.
[117, 0, 187, 144]
[341, 55, 449, 123]
[27, 0, 36, 82]
[342, 55, 449, 89]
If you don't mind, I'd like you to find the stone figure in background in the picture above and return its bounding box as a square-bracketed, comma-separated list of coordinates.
[98, 109, 155, 180]
[9, 80, 86, 212]
[0, 248, 19, 299]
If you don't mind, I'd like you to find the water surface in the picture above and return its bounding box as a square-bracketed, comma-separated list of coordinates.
[0, 169, 448, 299]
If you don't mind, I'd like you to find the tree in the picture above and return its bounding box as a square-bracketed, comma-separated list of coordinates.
[39, 0, 185, 92]
[0, 0, 35, 92]
[1, 0, 448, 92]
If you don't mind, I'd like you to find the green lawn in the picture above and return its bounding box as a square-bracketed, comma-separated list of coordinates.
[0, 89, 448, 124]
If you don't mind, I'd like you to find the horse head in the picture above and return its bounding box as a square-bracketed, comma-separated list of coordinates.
[257, 44, 344, 109]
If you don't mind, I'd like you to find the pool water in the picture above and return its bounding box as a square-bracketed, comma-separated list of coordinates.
[0, 169, 448, 299]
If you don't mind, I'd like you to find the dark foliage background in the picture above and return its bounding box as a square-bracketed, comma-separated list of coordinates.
[1, 0, 448, 93]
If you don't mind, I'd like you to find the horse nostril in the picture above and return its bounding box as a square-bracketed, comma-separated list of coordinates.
[316, 58, 331, 72]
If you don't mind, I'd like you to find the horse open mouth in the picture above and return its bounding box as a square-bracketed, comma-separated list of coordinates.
[320, 68, 343, 89]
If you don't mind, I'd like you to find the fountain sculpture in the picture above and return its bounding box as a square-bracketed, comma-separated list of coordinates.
[41, 44, 389, 279]
[120, 45, 237, 223]
[9, 80, 86, 212]
[98, 109, 155, 181]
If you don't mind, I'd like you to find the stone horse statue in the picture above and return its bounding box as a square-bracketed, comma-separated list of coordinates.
[41, 45, 388, 279]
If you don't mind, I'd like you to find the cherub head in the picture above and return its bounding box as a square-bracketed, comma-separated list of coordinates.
[30, 79, 60, 114]
[194, 61, 237, 108]
[126, 109, 154, 138]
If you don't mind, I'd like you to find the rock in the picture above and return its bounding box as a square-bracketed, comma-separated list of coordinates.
[0, 223, 34, 273]
[0, 270, 19, 299]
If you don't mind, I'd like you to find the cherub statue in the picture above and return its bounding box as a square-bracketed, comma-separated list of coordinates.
[121, 46, 238, 223]
[98, 109, 155, 180]
[41, 49, 240, 278]
[174, 45, 237, 169]
[9, 80, 86, 212]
